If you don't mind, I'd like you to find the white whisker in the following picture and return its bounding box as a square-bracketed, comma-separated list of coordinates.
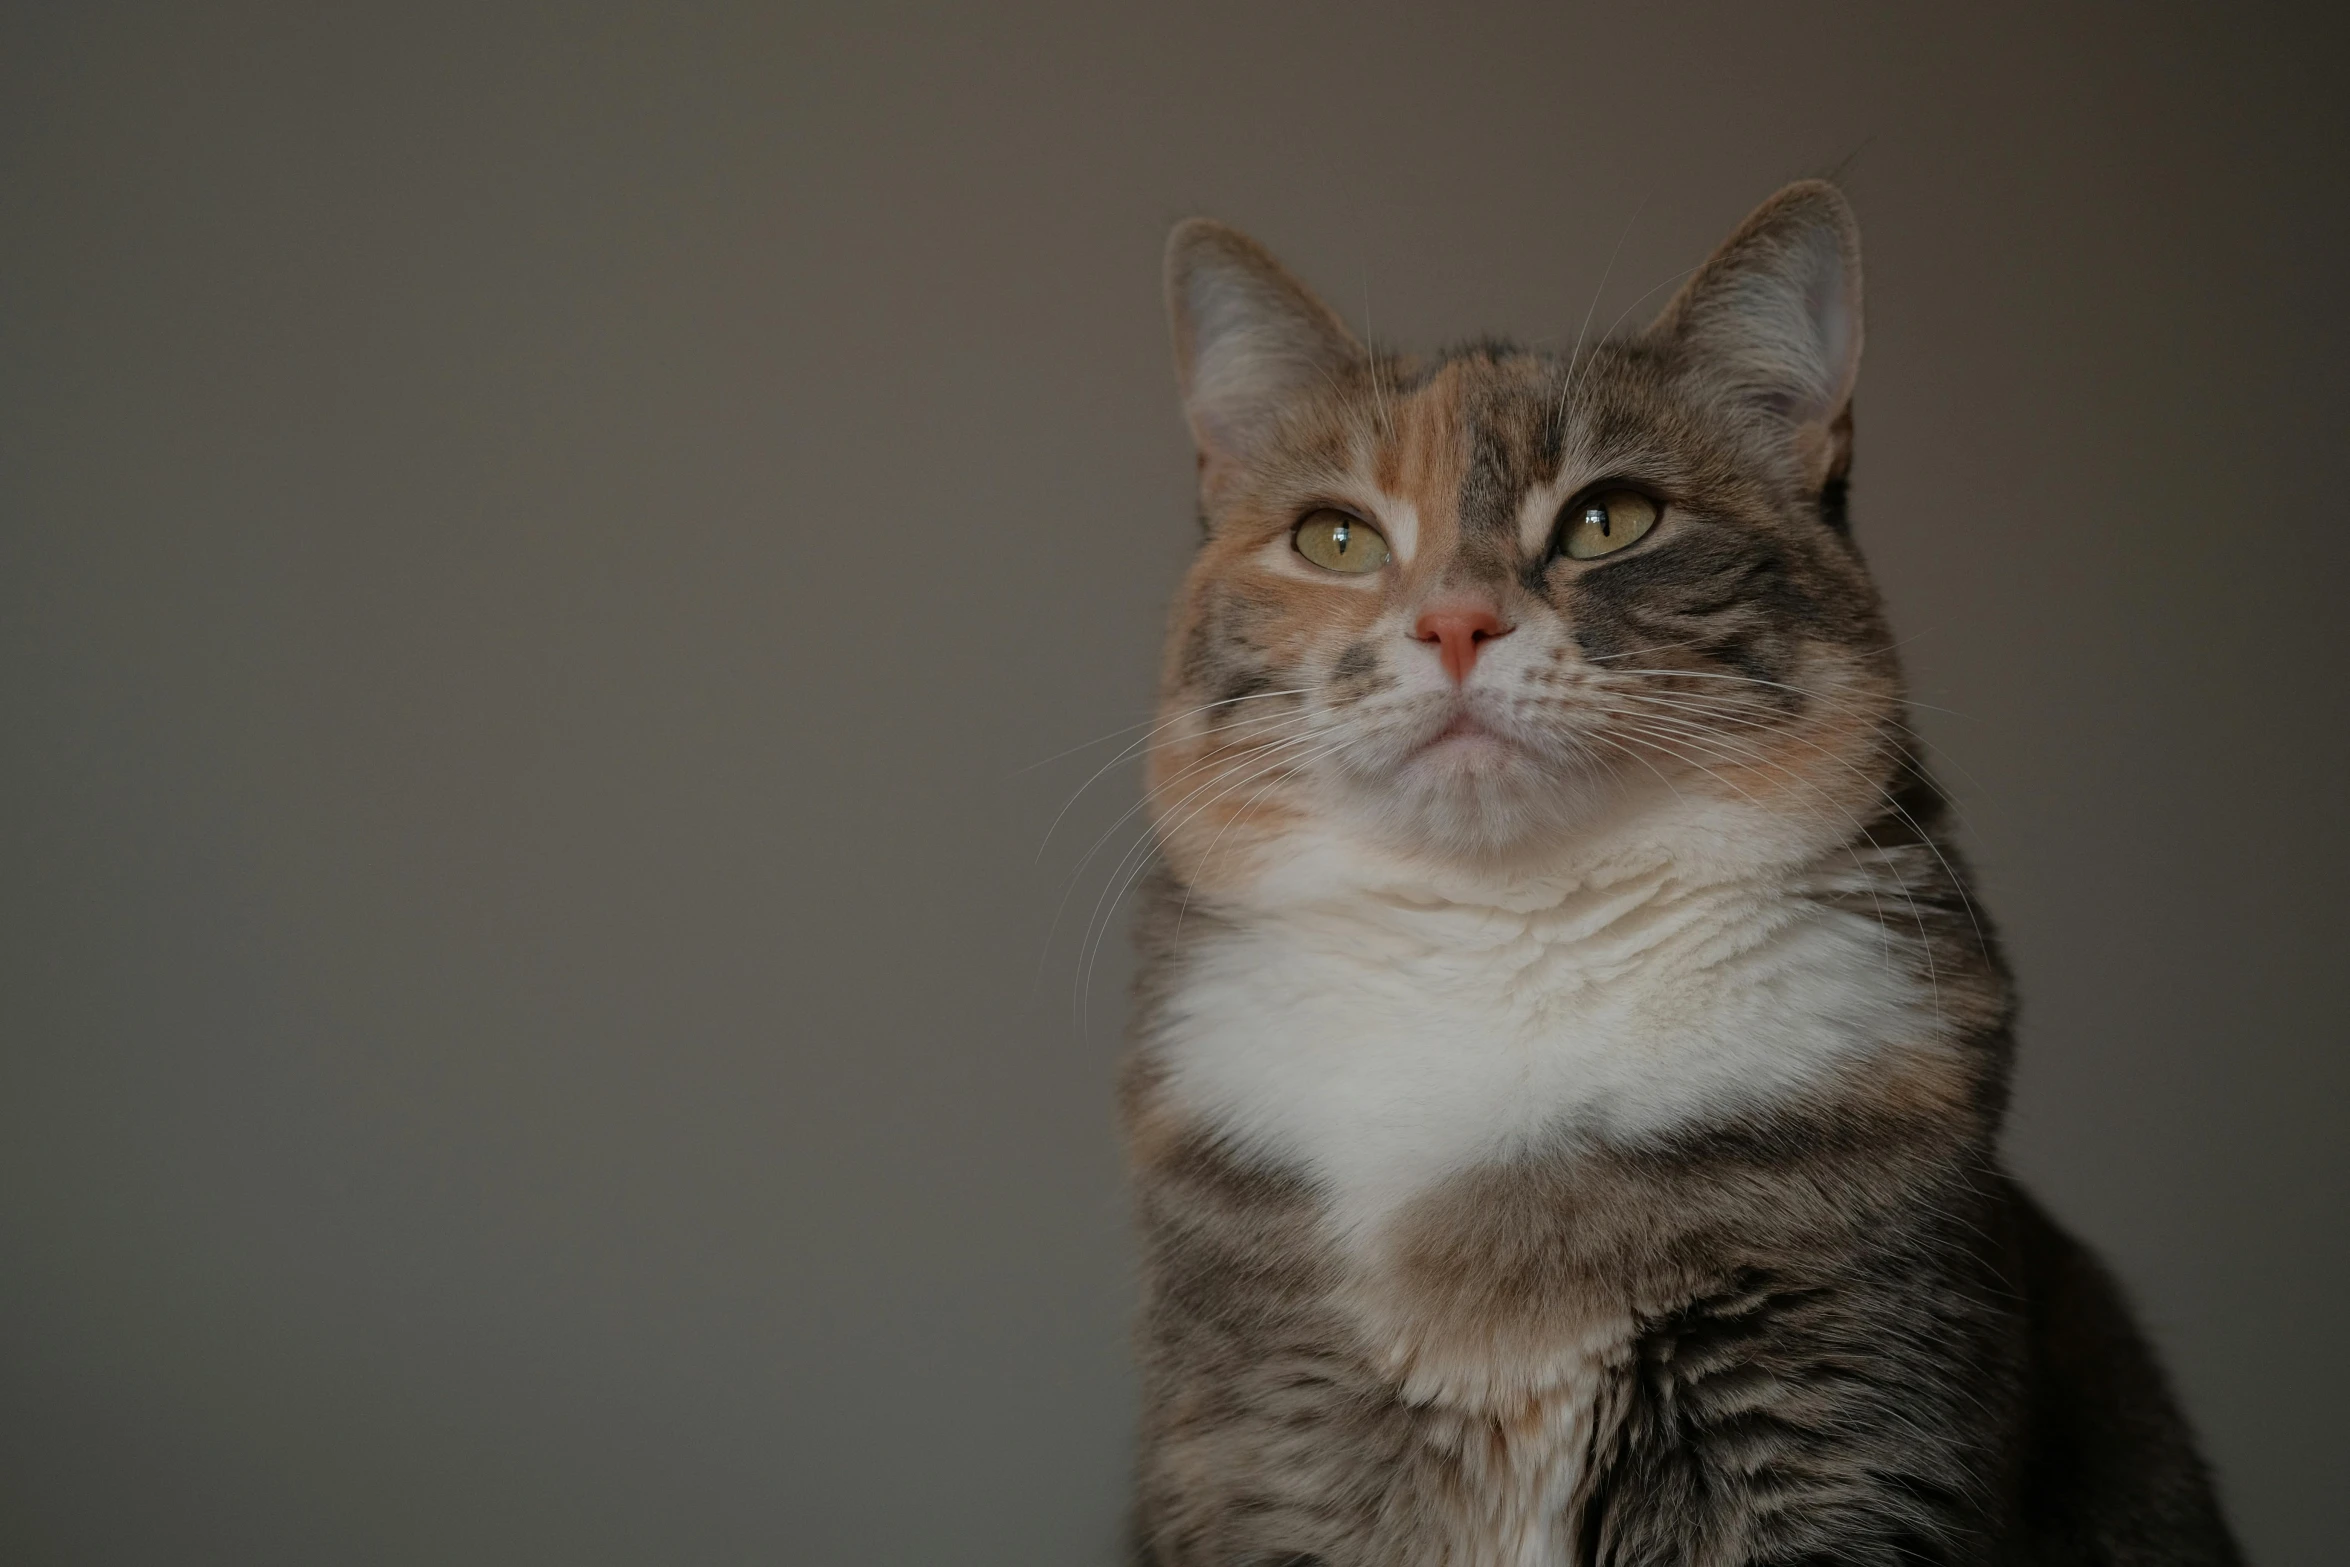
[1032, 691, 1311, 862]
[1074, 726, 1350, 1030]
[1555, 200, 1644, 430]
[1030, 712, 1322, 1001]
[1596, 711, 1926, 1000]
[1598, 684, 1984, 952]
[1013, 686, 1314, 778]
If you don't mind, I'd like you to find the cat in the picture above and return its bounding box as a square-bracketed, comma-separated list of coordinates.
[1120, 183, 2242, 1567]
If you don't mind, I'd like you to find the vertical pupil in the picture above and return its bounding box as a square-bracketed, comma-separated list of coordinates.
[1332, 521, 1350, 554]
[1587, 503, 1611, 537]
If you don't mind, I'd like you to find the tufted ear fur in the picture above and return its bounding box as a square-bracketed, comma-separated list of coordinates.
[1649, 180, 1863, 492]
[1165, 219, 1362, 481]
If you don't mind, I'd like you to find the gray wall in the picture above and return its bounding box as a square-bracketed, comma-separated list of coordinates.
[4, 3, 2343, 1562]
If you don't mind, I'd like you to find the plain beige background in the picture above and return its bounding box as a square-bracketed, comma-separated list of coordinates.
[4, 3, 2345, 1562]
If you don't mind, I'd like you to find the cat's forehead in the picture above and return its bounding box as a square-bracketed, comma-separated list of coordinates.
[1359, 348, 1618, 566]
[1376, 352, 1556, 507]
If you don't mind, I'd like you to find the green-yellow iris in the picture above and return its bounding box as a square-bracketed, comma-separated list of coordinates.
[1293, 510, 1391, 574]
[1560, 490, 1660, 560]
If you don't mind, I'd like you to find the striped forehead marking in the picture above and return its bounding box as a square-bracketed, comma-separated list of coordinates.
[1365, 350, 1577, 579]
[1459, 353, 1567, 581]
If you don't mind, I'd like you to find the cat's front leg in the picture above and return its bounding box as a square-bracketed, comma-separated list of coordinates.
[1575, 1264, 2024, 1567]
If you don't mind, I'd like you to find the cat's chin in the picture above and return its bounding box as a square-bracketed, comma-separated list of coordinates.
[1364, 744, 1619, 859]
[1395, 720, 1540, 794]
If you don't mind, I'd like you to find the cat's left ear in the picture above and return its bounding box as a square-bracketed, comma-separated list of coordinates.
[1166, 219, 1362, 486]
[1648, 181, 1862, 491]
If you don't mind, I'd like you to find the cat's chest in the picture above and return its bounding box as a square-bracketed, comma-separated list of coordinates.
[1148, 890, 1916, 1565]
[1152, 884, 1922, 1245]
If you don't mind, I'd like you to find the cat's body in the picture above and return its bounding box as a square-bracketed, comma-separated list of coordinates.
[1122, 185, 2240, 1565]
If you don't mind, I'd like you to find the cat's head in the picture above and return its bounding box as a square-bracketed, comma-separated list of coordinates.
[1149, 183, 1906, 894]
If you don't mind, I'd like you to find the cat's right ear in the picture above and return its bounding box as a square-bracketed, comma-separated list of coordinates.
[1647, 181, 1863, 493]
[1165, 220, 1361, 485]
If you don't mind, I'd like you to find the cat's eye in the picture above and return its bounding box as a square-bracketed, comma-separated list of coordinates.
[1558, 490, 1661, 560]
[1293, 509, 1391, 575]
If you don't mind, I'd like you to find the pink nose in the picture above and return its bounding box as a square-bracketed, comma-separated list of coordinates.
[1412, 607, 1512, 684]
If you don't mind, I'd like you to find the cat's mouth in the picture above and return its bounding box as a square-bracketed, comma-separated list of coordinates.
[1412, 710, 1518, 761]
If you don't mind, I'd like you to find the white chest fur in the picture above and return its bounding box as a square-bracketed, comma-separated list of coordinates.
[1154, 859, 1930, 1250]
